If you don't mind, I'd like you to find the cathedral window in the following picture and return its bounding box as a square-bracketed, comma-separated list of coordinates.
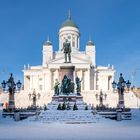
[68, 36, 71, 39]
[72, 41, 75, 47]
[96, 85, 99, 90]
[77, 37, 78, 48]
[39, 85, 42, 90]
[39, 78, 42, 81]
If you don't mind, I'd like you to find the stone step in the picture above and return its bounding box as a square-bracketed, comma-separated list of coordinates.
[29, 110, 97, 123]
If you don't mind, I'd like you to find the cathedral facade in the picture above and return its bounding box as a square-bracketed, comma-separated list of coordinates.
[23, 14, 115, 94]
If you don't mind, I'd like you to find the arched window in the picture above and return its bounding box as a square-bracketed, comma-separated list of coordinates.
[72, 41, 75, 47]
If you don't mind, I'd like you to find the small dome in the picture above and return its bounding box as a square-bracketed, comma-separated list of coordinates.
[61, 11, 78, 29]
[44, 40, 52, 46]
[86, 40, 94, 46]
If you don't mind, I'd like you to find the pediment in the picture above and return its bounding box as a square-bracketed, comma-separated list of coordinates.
[49, 54, 90, 64]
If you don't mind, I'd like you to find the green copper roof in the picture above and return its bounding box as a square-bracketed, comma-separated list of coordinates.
[61, 19, 78, 29]
[87, 40, 94, 46]
[44, 36, 52, 46]
[61, 11, 78, 29]
[44, 40, 52, 46]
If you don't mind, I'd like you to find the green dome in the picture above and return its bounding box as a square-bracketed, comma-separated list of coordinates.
[61, 18, 78, 29]
[44, 40, 52, 46]
[87, 40, 94, 46]
[61, 11, 78, 29]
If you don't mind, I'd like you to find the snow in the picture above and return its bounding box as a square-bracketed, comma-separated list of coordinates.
[0, 109, 140, 140]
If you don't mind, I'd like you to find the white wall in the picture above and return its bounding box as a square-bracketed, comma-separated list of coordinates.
[59, 26, 80, 52]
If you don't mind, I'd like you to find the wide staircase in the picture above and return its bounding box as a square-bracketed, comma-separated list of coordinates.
[28, 110, 98, 123]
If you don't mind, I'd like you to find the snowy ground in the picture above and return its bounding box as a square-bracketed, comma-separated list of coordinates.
[0, 109, 140, 140]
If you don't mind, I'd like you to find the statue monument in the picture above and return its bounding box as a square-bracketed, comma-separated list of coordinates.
[54, 79, 60, 96]
[61, 39, 71, 63]
[60, 75, 74, 95]
[54, 75, 82, 96]
[76, 77, 82, 96]
[52, 75, 83, 103]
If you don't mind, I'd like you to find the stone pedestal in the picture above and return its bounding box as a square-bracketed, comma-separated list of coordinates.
[14, 112, 20, 121]
[52, 94, 83, 103]
[47, 93, 87, 110]
[116, 109, 122, 121]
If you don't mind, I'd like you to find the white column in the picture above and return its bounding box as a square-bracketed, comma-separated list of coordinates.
[78, 37, 79, 50]
[48, 70, 52, 90]
[51, 71, 53, 90]
[30, 75, 33, 90]
[38, 75, 39, 90]
[86, 69, 90, 90]
[82, 70, 84, 90]
[44, 71, 50, 91]
[94, 72, 96, 90]
[55, 69, 59, 80]
[73, 69, 76, 93]
[74, 35, 76, 48]
[59, 35, 61, 51]
[109, 76, 113, 90]
[43, 73, 45, 91]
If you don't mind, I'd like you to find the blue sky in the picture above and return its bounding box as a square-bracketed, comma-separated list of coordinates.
[0, 0, 140, 87]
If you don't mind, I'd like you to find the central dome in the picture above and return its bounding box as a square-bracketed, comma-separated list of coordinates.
[61, 12, 78, 29]
[61, 19, 78, 29]
[59, 11, 80, 52]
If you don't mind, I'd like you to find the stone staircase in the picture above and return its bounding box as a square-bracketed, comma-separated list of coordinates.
[29, 110, 98, 123]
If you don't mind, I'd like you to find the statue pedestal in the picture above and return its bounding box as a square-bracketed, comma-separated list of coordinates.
[52, 93, 83, 103]
[48, 93, 86, 110]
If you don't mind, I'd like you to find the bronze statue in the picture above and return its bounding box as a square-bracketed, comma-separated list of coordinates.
[61, 75, 74, 95]
[61, 39, 71, 63]
[61, 75, 68, 94]
[76, 77, 82, 95]
[54, 79, 60, 96]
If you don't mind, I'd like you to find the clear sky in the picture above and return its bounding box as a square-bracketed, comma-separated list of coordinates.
[0, 0, 140, 87]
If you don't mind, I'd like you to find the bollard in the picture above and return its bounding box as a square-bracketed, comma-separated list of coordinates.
[14, 112, 20, 121]
[116, 109, 122, 121]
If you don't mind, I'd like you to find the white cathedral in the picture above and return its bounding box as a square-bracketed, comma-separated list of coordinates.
[1, 13, 139, 108]
[23, 13, 115, 94]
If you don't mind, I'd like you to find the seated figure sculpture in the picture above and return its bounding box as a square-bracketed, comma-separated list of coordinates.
[60, 75, 74, 95]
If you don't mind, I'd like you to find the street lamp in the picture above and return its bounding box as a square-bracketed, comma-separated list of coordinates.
[1, 73, 22, 111]
[112, 73, 131, 109]
[28, 89, 40, 107]
[95, 90, 107, 107]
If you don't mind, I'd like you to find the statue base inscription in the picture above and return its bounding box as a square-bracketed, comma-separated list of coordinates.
[52, 94, 83, 103]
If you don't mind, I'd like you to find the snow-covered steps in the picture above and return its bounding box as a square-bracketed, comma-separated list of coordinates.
[28, 110, 99, 123]
[47, 101, 88, 110]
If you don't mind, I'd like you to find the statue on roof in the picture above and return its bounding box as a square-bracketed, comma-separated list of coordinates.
[61, 39, 71, 63]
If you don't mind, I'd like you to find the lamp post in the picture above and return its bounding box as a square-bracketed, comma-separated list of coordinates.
[112, 73, 131, 109]
[28, 89, 40, 107]
[1, 73, 22, 111]
[95, 90, 107, 107]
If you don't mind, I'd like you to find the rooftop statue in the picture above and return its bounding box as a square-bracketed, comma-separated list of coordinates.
[61, 39, 71, 63]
